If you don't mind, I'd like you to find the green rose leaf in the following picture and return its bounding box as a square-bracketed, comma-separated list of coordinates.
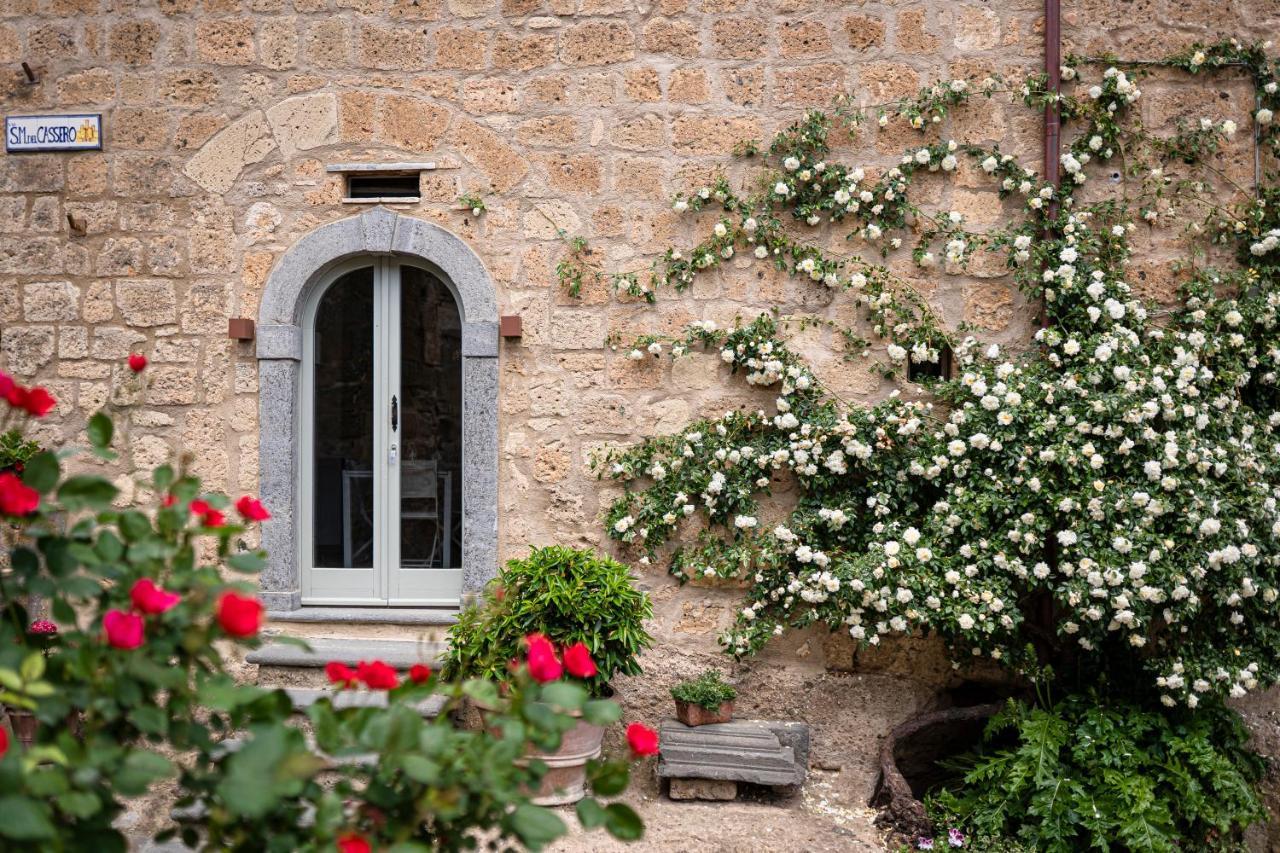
[21, 451, 59, 495]
[54, 792, 101, 820]
[128, 705, 169, 736]
[58, 476, 119, 511]
[575, 796, 608, 830]
[0, 795, 56, 840]
[581, 698, 622, 726]
[226, 551, 266, 574]
[87, 411, 113, 450]
[539, 681, 587, 713]
[603, 803, 644, 841]
[19, 652, 45, 681]
[509, 803, 566, 850]
[587, 758, 630, 797]
[114, 749, 175, 797]
[400, 755, 441, 785]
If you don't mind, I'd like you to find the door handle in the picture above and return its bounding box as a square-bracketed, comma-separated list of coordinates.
[391, 394, 398, 432]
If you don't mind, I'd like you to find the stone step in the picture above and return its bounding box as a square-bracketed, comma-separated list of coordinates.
[246, 636, 446, 669]
[657, 719, 809, 788]
[266, 607, 458, 627]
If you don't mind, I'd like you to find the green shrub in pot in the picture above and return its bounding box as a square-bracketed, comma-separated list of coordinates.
[671, 670, 737, 711]
[442, 546, 653, 696]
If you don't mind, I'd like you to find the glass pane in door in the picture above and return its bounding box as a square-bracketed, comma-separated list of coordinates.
[312, 267, 375, 569]
[399, 267, 462, 571]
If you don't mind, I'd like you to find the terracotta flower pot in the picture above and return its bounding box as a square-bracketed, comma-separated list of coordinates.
[474, 699, 605, 806]
[4, 708, 84, 748]
[674, 699, 734, 727]
[6, 710, 39, 748]
[524, 716, 606, 806]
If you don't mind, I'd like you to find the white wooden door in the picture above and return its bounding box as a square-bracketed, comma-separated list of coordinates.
[301, 258, 463, 606]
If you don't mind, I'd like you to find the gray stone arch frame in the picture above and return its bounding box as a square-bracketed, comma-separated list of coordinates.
[255, 207, 498, 611]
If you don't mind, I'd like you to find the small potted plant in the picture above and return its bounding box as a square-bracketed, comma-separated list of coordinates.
[441, 545, 654, 804]
[671, 669, 737, 726]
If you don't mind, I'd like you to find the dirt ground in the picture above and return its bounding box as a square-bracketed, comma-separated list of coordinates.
[547, 772, 889, 853]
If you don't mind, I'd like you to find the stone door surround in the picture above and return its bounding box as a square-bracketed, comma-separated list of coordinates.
[255, 207, 498, 611]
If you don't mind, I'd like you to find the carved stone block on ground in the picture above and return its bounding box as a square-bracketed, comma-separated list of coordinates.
[657, 718, 810, 801]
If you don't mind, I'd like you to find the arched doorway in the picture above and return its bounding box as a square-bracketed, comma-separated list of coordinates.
[303, 258, 463, 605]
[255, 208, 498, 613]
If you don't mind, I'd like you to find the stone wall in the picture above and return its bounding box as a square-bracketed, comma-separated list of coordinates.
[0, 0, 1276, 761]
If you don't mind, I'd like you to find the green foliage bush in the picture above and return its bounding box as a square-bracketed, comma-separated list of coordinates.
[441, 545, 653, 695]
[670, 670, 737, 711]
[0, 396, 644, 851]
[933, 693, 1265, 852]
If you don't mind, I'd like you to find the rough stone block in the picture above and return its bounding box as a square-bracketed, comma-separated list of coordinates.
[560, 21, 635, 66]
[266, 93, 337, 158]
[1, 326, 55, 376]
[23, 281, 79, 322]
[711, 18, 766, 59]
[109, 19, 160, 65]
[183, 111, 275, 194]
[116, 279, 177, 327]
[196, 18, 256, 65]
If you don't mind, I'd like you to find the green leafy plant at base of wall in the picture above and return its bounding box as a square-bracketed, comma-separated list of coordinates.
[931, 691, 1265, 853]
[441, 545, 654, 696]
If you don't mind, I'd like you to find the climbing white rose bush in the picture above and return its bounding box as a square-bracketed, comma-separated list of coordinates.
[594, 39, 1280, 709]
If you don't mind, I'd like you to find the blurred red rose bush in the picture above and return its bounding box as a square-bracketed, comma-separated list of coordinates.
[0, 369, 644, 851]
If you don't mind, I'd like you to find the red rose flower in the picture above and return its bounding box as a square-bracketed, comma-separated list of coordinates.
[0, 373, 25, 409]
[409, 664, 432, 684]
[190, 499, 226, 527]
[326, 661, 359, 688]
[356, 660, 399, 690]
[22, 387, 55, 417]
[336, 834, 371, 853]
[0, 725, 8, 758]
[216, 592, 263, 638]
[0, 472, 39, 517]
[562, 642, 598, 679]
[130, 578, 181, 615]
[27, 619, 57, 635]
[235, 495, 271, 522]
[525, 633, 563, 683]
[626, 722, 659, 757]
[104, 609, 145, 650]
[128, 353, 148, 372]
[162, 494, 176, 507]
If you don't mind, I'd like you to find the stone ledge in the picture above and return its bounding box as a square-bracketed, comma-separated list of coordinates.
[246, 637, 445, 669]
[267, 607, 458, 626]
[326, 162, 438, 172]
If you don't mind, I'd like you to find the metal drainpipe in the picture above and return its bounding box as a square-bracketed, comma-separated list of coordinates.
[1041, 0, 1062, 329]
